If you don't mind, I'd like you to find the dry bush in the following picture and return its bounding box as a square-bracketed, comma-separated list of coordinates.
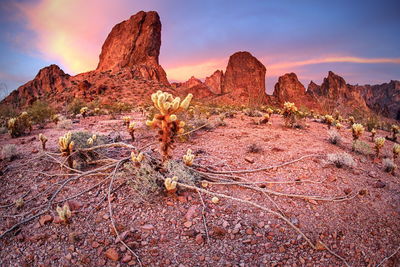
[243, 108, 263, 117]
[247, 143, 263, 153]
[1, 144, 17, 161]
[328, 130, 342, 145]
[326, 152, 356, 168]
[383, 158, 396, 173]
[353, 140, 372, 155]
[26, 100, 54, 126]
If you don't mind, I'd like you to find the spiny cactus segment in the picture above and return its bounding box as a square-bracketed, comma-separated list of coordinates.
[131, 151, 144, 163]
[56, 203, 72, 223]
[7, 112, 32, 138]
[128, 122, 136, 142]
[370, 129, 376, 142]
[59, 132, 74, 168]
[146, 90, 193, 162]
[351, 123, 364, 151]
[324, 115, 334, 129]
[393, 144, 400, 160]
[122, 116, 131, 126]
[39, 133, 48, 150]
[183, 149, 195, 166]
[391, 125, 399, 142]
[80, 107, 88, 118]
[164, 176, 178, 193]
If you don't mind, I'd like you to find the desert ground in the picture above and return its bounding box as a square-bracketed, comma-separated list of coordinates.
[0, 106, 399, 267]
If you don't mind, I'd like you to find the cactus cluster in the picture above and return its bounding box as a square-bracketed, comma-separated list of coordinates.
[324, 115, 334, 129]
[374, 137, 385, 158]
[335, 122, 343, 130]
[266, 108, 274, 115]
[51, 114, 60, 125]
[348, 116, 355, 125]
[56, 203, 72, 223]
[122, 116, 131, 126]
[39, 133, 48, 150]
[164, 176, 178, 192]
[59, 132, 74, 168]
[80, 107, 88, 118]
[183, 149, 195, 166]
[391, 125, 399, 141]
[259, 113, 270, 124]
[131, 151, 144, 163]
[282, 102, 298, 127]
[146, 91, 193, 162]
[86, 134, 96, 146]
[7, 112, 32, 138]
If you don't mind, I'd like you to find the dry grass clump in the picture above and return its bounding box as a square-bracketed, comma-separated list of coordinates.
[247, 143, 263, 153]
[326, 152, 356, 168]
[383, 158, 396, 174]
[1, 144, 17, 161]
[327, 130, 341, 145]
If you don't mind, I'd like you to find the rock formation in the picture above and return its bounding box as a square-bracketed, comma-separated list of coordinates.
[96, 11, 169, 85]
[221, 51, 267, 106]
[2, 65, 71, 106]
[204, 70, 224, 95]
[360, 80, 400, 120]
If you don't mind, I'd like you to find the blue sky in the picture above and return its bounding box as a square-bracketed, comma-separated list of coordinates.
[0, 0, 399, 97]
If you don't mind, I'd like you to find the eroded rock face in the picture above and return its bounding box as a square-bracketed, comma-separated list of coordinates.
[360, 81, 400, 120]
[2, 64, 71, 106]
[173, 76, 215, 99]
[205, 70, 224, 95]
[222, 51, 267, 106]
[96, 11, 169, 85]
[273, 73, 305, 103]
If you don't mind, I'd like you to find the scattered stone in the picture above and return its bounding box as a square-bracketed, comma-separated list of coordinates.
[92, 241, 100, 248]
[105, 248, 119, 261]
[67, 200, 83, 211]
[195, 234, 204, 245]
[278, 246, 286, 253]
[343, 188, 352, 195]
[39, 215, 53, 226]
[141, 224, 154, 231]
[183, 221, 192, 228]
[244, 157, 255, 164]
[315, 240, 326, 251]
[121, 254, 132, 263]
[245, 228, 254, 235]
[65, 253, 72, 261]
[373, 180, 386, 188]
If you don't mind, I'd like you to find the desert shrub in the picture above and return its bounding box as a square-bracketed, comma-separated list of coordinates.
[328, 130, 342, 145]
[57, 119, 73, 130]
[26, 100, 54, 126]
[105, 102, 133, 115]
[1, 144, 17, 160]
[67, 99, 87, 115]
[243, 108, 263, 117]
[70, 131, 109, 149]
[353, 140, 372, 155]
[7, 112, 32, 138]
[0, 104, 18, 125]
[366, 116, 379, 132]
[247, 143, 263, 153]
[383, 158, 396, 173]
[327, 152, 356, 168]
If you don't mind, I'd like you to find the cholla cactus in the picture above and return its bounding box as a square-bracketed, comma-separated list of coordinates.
[259, 113, 270, 124]
[374, 137, 385, 158]
[211, 197, 219, 204]
[51, 114, 60, 125]
[7, 112, 32, 138]
[131, 151, 144, 163]
[59, 132, 74, 168]
[391, 125, 399, 142]
[335, 122, 343, 130]
[183, 149, 195, 166]
[333, 110, 340, 120]
[324, 115, 334, 129]
[15, 198, 24, 209]
[351, 123, 364, 151]
[80, 107, 88, 118]
[94, 107, 100, 114]
[128, 122, 136, 141]
[266, 108, 273, 115]
[146, 91, 193, 162]
[282, 102, 297, 127]
[87, 137, 93, 146]
[348, 116, 355, 125]
[122, 116, 131, 126]
[56, 203, 72, 223]
[39, 133, 48, 150]
[164, 176, 178, 193]
[393, 144, 400, 160]
[370, 129, 376, 142]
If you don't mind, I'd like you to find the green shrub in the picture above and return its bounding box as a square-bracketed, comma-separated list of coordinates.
[67, 99, 87, 115]
[27, 100, 54, 126]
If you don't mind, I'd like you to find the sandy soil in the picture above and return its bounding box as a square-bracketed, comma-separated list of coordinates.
[0, 112, 399, 267]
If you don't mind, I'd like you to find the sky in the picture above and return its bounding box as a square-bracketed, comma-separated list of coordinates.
[0, 0, 399, 98]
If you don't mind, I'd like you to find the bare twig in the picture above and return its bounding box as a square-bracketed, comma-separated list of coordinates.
[376, 244, 400, 267]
